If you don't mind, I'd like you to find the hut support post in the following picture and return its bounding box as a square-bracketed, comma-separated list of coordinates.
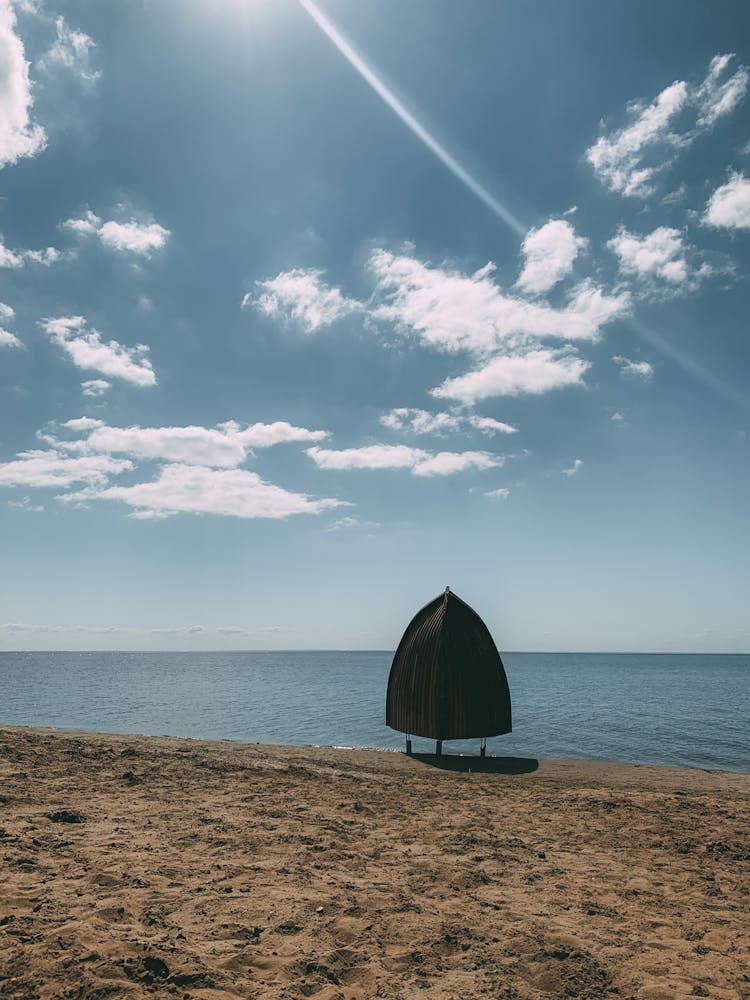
[480, 737, 487, 758]
[436, 739, 442, 756]
[405, 736, 412, 755]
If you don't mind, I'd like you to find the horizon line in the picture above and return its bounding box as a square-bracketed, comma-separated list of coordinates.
[1, 648, 748, 656]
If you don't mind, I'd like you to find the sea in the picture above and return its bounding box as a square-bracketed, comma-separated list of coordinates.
[1, 651, 748, 773]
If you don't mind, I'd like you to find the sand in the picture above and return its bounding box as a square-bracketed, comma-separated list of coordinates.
[0, 727, 748, 999]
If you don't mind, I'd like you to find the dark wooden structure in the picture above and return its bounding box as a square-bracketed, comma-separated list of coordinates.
[386, 588, 511, 751]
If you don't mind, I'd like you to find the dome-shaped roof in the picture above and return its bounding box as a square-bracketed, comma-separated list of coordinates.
[386, 588, 511, 740]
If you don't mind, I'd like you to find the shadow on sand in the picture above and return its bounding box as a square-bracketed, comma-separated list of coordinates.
[410, 754, 539, 775]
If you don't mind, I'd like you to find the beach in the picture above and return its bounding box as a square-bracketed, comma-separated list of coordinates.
[1, 727, 748, 999]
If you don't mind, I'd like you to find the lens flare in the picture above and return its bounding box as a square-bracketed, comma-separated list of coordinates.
[629, 317, 749, 413]
[297, 0, 526, 238]
[297, 1, 748, 415]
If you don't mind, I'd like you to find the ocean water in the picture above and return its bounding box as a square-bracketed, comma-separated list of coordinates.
[0, 651, 747, 772]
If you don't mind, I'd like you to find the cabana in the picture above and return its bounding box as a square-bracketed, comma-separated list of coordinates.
[386, 587, 511, 755]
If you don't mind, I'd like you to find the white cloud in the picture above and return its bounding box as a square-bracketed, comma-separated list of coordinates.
[62, 209, 100, 237]
[0, 449, 132, 488]
[0, 239, 22, 268]
[695, 54, 749, 126]
[0, 416, 342, 522]
[388, 409, 518, 436]
[307, 444, 426, 471]
[0, 327, 21, 348]
[586, 80, 688, 197]
[370, 250, 627, 354]
[81, 378, 110, 397]
[611, 411, 625, 423]
[484, 487, 510, 499]
[608, 226, 689, 284]
[307, 443, 501, 477]
[612, 355, 653, 379]
[411, 450, 501, 477]
[40, 316, 157, 387]
[0, 235, 61, 269]
[326, 515, 380, 531]
[62, 211, 170, 255]
[254, 251, 627, 355]
[516, 219, 587, 294]
[57, 418, 328, 468]
[0, 622, 57, 633]
[661, 183, 689, 206]
[379, 408, 517, 437]
[0, 622, 125, 634]
[468, 415, 517, 435]
[235, 421, 329, 448]
[561, 459, 583, 478]
[64, 463, 346, 521]
[0, 0, 46, 169]
[587, 54, 748, 198]
[22, 246, 60, 265]
[37, 16, 99, 82]
[704, 173, 750, 230]
[8, 495, 43, 512]
[0, 302, 14, 321]
[252, 248, 628, 407]
[368, 248, 626, 405]
[380, 407, 461, 435]
[62, 417, 104, 432]
[249, 268, 362, 332]
[151, 625, 205, 635]
[432, 350, 590, 404]
[99, 220, 169, 255]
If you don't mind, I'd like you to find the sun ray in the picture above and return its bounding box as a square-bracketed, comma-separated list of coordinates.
[629, 318, 750, 413]
[296, 0, 526, 237]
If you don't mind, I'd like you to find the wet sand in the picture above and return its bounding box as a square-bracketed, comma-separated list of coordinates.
[1, 726, 748, 999]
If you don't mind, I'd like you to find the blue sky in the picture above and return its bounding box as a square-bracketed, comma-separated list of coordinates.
[1, 0, 749, 652]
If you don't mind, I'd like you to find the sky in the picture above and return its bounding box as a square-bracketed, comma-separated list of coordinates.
[1, 0, 749, 653]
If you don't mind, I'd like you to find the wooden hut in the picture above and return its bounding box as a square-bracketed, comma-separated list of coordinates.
[386, 587, 511, 754]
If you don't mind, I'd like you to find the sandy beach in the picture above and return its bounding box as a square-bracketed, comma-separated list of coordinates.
[1, 727, 748, 999]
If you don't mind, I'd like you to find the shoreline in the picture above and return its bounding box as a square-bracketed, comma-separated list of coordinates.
[2, 723, 748, 778]
[2, 726, 749, 998]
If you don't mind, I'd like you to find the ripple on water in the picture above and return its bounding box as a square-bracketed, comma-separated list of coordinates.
[0, 650, 748, 772]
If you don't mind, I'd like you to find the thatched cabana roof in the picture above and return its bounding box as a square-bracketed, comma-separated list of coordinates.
[386, 588, 511, 741]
